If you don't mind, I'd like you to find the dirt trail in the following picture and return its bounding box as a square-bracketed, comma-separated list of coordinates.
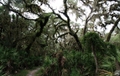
[27, 68, 40, 76]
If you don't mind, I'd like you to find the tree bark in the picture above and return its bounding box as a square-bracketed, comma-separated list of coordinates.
[63, 0, 83, 51]
[48, 0, 84, 51]
[106, 17, 120, 42]
[83, 20, 88, 36]
[72, 33, 84, 51]
[25, 26, 44, 54]
[92, 45, 98, 74]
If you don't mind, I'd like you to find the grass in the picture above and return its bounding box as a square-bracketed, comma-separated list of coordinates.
[12, 70, 28, 76]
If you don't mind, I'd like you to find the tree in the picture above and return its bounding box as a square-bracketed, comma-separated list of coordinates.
[0, 0, 119, 75]
[83, 32, 117, 74]
[1, 0, 119, 51]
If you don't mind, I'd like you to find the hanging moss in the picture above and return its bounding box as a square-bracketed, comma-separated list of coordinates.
[82, 32, 105, 53]
[82, 31, 117, 56]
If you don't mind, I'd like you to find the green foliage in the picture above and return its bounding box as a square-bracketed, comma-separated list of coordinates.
[0, 46, 43, 75]
[36, 46, 117, 76]
[70, 68, 80, 76]
[81, 32, 118, 75]
[64, 50, 95, 76]
[0, 46, 19, 75]
[110, 34, 120, 50]
[83, 32, 106, 53]
[37, 50, 95, 76]
[0, 0, 119, 75]
[82, 32, 117, 57]
[12, 70, 28, 76]
[101, 56, 116, 72]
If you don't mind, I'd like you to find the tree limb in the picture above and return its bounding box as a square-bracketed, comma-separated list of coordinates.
[106, 17, 120, 42]
[63, 0, 84, 51]
[47, 3, 67, 23]
[57, 32, 69, 38]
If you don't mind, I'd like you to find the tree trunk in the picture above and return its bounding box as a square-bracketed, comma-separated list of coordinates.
[25, 15, 50, 54]
[92, 45, 98, 74]
[83, 10, 92, 36]
[66, 14, 84, 51]
[83, 20, 88, 36]
[106, 17, 120, 42]
[25, 26, 44, 54]
[72, 33, 84, 51]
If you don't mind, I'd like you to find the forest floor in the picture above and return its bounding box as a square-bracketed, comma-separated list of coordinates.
[26, 67, 40, 76]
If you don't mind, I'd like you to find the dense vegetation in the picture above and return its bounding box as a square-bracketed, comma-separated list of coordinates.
[0, 0, 120, 76]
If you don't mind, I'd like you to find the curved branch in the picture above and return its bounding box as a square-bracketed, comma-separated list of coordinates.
[63, 0, 84, 51]
[25, 14, 51, 54]
[47, 3, 67, 23]
[0, 1, 37, 21]
[83, 9, 93, 36]
[57, 32, 69, 38]
[9, 9, 36, 21]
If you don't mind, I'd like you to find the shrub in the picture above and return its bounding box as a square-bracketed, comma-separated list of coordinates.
[0, 46, 43, 75]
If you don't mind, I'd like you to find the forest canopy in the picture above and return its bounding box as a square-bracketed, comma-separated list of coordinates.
[0, 0, 120, 76]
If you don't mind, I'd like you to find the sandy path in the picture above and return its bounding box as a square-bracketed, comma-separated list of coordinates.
[27, 68, 40, 76]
